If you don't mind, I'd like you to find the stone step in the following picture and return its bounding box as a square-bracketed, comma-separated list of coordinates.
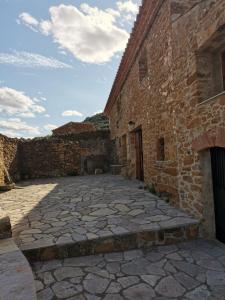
[0, 238, 37, 300]
[21, 221, 199, 262]
[32, 238, 225, 300]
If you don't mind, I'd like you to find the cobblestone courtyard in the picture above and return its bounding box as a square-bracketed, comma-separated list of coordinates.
[33, 239, 225, 300]
[0, 175, 197, 251]
[1, 175, 225, 299]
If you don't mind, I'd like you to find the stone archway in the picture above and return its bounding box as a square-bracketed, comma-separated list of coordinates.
[192, 127, 225, 152]
[192, 127, 225, 239]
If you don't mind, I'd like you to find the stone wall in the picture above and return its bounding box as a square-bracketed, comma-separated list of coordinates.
[20, 131, 112, 179]
[0, 131, 113, 184]
[0, 135, 21, 185]
[105, 0, 225, 233]
[52, 122, 96, 136]
[0, 140, 4, 185]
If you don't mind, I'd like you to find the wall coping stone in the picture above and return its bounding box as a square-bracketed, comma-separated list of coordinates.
[0, 238, 37, 300]
[197, 91, 225, 107]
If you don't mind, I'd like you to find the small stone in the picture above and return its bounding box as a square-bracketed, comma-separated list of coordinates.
[185, 285, 211, 299]
[103, 295, 123, 300]
[175, 272, 200, 290]
[90, 209, 115, 216]
[128, 209, 144, 216]
[118, 276, 140, 288]
[83, 274, 109, 294]
[37, 287, 54, 300]
[35, 280, 44, 292]
[52, 281, 78, 298]
[54, 267, 84, 281]
[43, 272, 55, 285]
[141, 275, 161, 287]
[106, 281, 122, 293]
[206, 270, 225, 286]
[124, 249, 143, 261]
[123, 283, 155, 299]
[155, 276, 185, 298]
[105, 252, 123, 262]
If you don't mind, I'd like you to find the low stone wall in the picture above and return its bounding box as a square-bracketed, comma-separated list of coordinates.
[0, 131, 114, 183]
[0, 135, 21, 185]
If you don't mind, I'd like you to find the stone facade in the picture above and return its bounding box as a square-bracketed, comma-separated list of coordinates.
[104, 0, 225, 236]
[0, 131, 113, 184]
[52, 122, 96, 136]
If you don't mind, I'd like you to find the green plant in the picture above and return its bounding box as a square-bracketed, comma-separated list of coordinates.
[147, 183, 156, 195]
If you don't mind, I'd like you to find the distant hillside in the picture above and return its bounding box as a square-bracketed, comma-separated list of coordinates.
[83, 113, 109, 130]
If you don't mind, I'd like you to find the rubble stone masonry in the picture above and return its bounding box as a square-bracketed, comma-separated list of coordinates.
[105, 0, 225, 236]
[0, 131, 113, 184]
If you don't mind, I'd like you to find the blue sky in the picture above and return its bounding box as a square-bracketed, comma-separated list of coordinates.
[0, 0, 140, 137]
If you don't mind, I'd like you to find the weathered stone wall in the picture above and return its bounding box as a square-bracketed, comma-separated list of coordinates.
[105, 0, 225, 229]
[20, 131, 112, 179]
[0, 139, 4, 185]
[53, 122, 96, 136]
[20, 139, 81, 179]
[0, 135, 21, 185]
[107, 0, 178, 199]
[0, 130, 113, 183]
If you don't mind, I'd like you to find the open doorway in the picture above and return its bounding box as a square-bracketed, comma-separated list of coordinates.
[134, 128, 144, 181]
[211, 147, 225, 244]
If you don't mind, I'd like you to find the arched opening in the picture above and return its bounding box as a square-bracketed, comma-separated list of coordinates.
[193, 128, 225, 243]
[210, 147, 225, 243]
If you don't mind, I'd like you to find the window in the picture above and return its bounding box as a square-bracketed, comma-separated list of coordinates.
[157, 137, 165, 161]
[139, 48, 148, 82]
[195, 24, 225, 102]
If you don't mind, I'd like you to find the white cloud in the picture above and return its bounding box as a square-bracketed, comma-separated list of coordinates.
[18, 4, 129, 64]
[0, 118, 40, 138]
[0, 87, 45, 117]
[116, 1, 139, 14]
[0, 51, 72, 69]
[44, 124, 57, 131]
[18, 12, 39, 32]
[45, 114, 50, 118]
[62, 110, 83, 117]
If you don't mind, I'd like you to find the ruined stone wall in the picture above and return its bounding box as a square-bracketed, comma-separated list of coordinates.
[106, 0, 225, 224]
[0, 130, 112, 183]
[0, 135, 21, 185]
[19, 131, 112, 179]
[53, 122, 96, 136]
[0, 139, 4, 185]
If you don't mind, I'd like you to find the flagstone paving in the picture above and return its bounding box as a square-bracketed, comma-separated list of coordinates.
[0, 175, 198, 256]
[32, 239, 225, 300]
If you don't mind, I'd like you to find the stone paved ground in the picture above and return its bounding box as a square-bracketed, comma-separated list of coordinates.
[0, 175, 197, 250]
[32, 239, 225, 300]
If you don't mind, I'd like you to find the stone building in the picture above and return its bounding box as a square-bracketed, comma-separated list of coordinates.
[52, 122, 96, 136]
[104, 0, 225, 241]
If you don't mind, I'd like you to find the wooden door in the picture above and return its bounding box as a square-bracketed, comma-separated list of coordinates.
[211, 147, 225, 244]
[135, 129, 144, 181]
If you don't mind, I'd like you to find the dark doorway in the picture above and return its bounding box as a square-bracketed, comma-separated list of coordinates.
[135, 128, 144, 181]
[222, 51, 225, 90]
[211, 147, 225, 244]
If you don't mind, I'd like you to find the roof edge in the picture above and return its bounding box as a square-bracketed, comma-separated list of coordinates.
[104, 0, 165, 115]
